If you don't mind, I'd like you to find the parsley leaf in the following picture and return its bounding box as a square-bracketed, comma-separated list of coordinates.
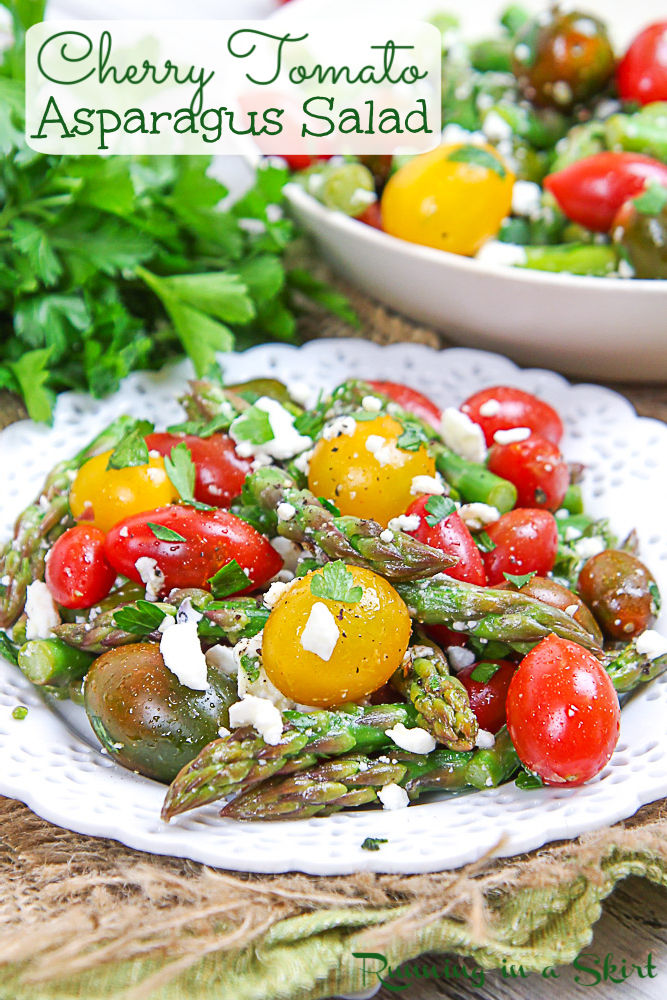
[147, 523, 187, 542]
[296, 558, 321, 577]
[240, 652, 261, 683]
[8, 348, 54, 424]
[634, 182, 667, 216]
[470, 661, 501, 683]
[319, 497, 341, 517]
[515, 769, 544, 790]
[310, 561, 363, 604]
[113, 601, 173, 635]
[424, 495, 457, 526]
[361, 837, 388, 851]
[230, 405, 274, 446]
[0, 631, 19, 666]
[208, 559, 253, 598]
[448, 145, 507, 178]
[106, 420, 154, 470]
[294, 408, 325, 439]
[503, 571, 537, 589]
[397, 419, 429, 452]
[476, 531, 497, 553]
[167, 413, 234, 437]
[164, 443, 202, 506]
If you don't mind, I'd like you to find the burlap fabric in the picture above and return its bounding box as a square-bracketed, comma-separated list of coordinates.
[0, 282, 666, 1000]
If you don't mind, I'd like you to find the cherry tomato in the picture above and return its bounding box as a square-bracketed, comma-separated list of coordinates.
[368, 380, 442, 430]
[104, 505, 282, 597]
[262, 566, 411, 707]
[45, 525, 116, 610]
[69, 451, 178, 535]
[461, 386, 563, 446]
[506, 634, 620, 785]
[617, 22, 667, 105]
[487, 435, 569, 511]
[544, 152, 667, 233]
[578, 550, 658, 640]
[613, 198, 667, 280]
[282, 154, 332, 172]
[482, 509, 558, 585]
[512, 9, 615, 110]
[509, 575, 603, 647]
[357, 202, 384, 231]
[404, 495, 487, 586]
[458, 659, 516, 733]
[145, 433, 251, 508]
[381, 143, 514, 256]
[307, 414, 436, 527]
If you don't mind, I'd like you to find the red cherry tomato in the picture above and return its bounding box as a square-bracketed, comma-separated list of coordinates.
[506, 634, 620, 785]
[487, 435, 569, 511]
[461, 386, 563, 446]
[404, 496, 487, 586]
[368, 380, 442, 430]
[45, 525, 116, 610]
[617, 22, 667, 105]
[458, 659, 516, 733]
[104, 506, 282, 596]
[358, 202, 383, 230]
[482, 508, 558, 585]
[282, 154, 333, 172]
[145, 433, 251, 509]
[544, 152, 667, 232]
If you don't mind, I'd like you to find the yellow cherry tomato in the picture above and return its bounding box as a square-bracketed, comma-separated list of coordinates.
[381, 142, 515, 256]
[69, 451, 178, 533]
[308, 414, 436, 527]
[262, 566, 411, 707]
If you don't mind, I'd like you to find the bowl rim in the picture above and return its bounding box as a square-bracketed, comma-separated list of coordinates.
[284, 180, 667, 295]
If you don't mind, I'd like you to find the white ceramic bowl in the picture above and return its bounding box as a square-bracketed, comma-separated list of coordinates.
[275, 0, 667, 381]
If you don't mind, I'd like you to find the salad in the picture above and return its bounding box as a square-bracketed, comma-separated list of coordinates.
[288, 6, 667, 279]
[1, 374, 665, 823]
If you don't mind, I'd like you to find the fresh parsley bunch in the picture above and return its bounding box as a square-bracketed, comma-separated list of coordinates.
[0, 2, 354, 421]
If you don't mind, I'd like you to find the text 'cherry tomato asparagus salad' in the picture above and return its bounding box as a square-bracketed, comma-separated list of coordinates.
[287, 6, 667, 280]
[1, 375, 665, 822]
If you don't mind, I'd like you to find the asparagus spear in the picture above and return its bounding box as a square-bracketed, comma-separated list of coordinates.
[240, 467, 454, 581]
[396, 577, 603, 652]
[391, 642, 478, 750]
[54, 594, 269, 653]
[0, 416, 137, 629]
[604, 642, 667, 694]
[221, 728, 520, 820]
[17, 638, 94, 688]
[161, 703, 420, 820]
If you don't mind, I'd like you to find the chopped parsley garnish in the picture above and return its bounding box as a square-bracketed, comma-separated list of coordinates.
[167, 412, 234, 437]
[515, 769, 544, 790]
[503, 571, 537, 589]
[319, 497, 341, 517]
[448, 145, 507, 179]
[424, 495, 457, 526]
[470, 661, 501, 683]
[296, 558, 321, 578]
[310, 561, 362, 604]
[240, 653, 260, 683]
[476, 531, 497, 553]
[106, 420, 154, 470]
[396, 418, 429, 452]
[164, 443, 213, 510]
[113, 600, 172, 635]
[361, 837, 388, 851]
[0, 631, 19, 666]
[147, 523, 187, 542]
[229, 405, 274, 445]
[209, 559, 253, 599]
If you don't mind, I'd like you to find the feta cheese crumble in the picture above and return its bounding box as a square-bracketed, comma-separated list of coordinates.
[635, 630, 667, 660]
[277, 502, 296, 522]
[322, 416, 356, 440]
[160, 621, 208, 691]
[300, 602, 339, 661]
[447, 646, 476, 672]
[361, 395, 383, 413]
[575, 537, 606, 560]
[441, 408, 486, 464]
[511, 180, 542, 219]
[229, 695, 283, 745]
[378, 783, 410, 810]
[565, 604, 579, 617]
[364, 434, 397, 466]
[134, 556, 164, 602]
[410, 474, 445, 496]
[493, 427, 531, 445]
[475, 729, 496, 749]
[231, 397, 312, 461]
[24, 581, 61, 640]
[482, 110, 513, 142]
[386, 723, 436, 755]
[379, 529, 395, 543]
[476, 241, 527, 268]
[459, 503, 500, 531]
[388, 513, 421, 533]
[263, 580, 291, 608]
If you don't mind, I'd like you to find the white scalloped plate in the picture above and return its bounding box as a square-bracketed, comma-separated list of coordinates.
[1, 340, 667, 874]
